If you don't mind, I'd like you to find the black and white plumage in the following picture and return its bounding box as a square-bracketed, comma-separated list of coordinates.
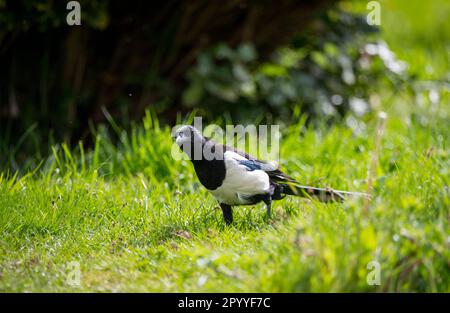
[174, 125, 367, 225]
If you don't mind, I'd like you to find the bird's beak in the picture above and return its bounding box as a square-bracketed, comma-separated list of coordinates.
[175, 132, 184, 146]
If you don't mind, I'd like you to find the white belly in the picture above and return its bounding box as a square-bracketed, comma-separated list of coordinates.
[209, 186, 253, 205]
[208, 151, 270, 205]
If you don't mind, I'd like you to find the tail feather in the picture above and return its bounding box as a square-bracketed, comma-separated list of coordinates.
[266, 169, 369, 202]
[280, 183, 369, 202]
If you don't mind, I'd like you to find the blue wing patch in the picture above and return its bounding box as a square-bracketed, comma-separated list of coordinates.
[237, 159, 262, 171]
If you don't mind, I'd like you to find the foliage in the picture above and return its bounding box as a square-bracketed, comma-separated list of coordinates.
[183, 8, 409, 121]
[0, 0, 336, 155]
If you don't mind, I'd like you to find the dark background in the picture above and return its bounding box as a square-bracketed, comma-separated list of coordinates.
[0, 0, 409, 168]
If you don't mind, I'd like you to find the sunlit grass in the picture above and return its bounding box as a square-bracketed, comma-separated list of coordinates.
[347, 0, 450, 80]
[0, 88, 448, 292]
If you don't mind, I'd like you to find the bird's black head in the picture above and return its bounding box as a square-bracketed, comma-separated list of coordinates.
[173, 125, 205, 160]
[173, 125, 222, 161]
[173, 125, 204, 147]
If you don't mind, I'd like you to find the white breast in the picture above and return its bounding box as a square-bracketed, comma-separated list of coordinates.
[209, 151, 270, 205]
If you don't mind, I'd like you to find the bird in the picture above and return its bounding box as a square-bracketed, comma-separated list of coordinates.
[173, 125, 368, 225]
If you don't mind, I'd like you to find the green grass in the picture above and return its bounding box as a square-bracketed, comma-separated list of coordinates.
[348, 0, 450, 80]
[0, 89, 449, 292]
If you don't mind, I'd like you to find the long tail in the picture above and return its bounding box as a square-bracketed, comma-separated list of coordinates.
[279, 183, 369, 202]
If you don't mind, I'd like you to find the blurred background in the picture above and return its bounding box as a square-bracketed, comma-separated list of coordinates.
[0, 0, 449, 170]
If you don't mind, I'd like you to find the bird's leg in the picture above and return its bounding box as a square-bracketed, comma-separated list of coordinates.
[263, 196, 272, 219]
[220, 203, 233, 225]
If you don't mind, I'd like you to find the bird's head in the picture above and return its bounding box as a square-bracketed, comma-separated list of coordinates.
[173, 125, 204, 147]
[173, 125, 223, 161]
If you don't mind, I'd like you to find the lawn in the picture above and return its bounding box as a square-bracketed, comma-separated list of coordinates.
[0, 89, 448, 292]
[0, 0, 449, 292]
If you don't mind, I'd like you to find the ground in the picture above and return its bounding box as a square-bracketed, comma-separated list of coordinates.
[0, 91, 448, 291]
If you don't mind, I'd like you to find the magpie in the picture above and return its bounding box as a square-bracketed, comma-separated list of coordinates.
[174, 125, 367, 225]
